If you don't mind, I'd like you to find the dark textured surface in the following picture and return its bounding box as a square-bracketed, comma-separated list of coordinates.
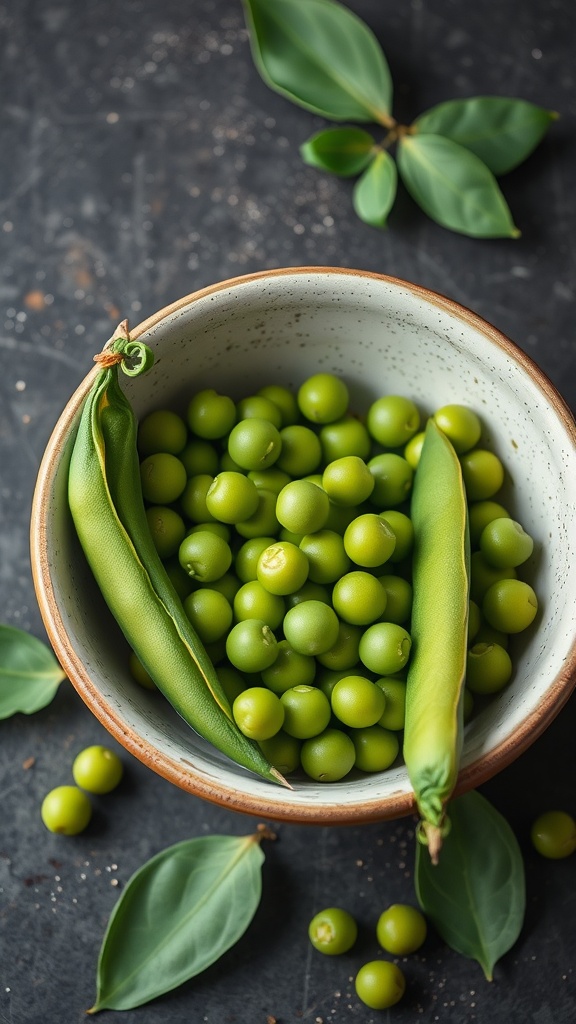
[1, 1, 575, 1021]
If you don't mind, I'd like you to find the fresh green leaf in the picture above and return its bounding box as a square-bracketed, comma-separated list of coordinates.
[300, 126, 375, 177]
[89, 831, 269, 1013]
[415, 790, 526, 980]
[397, 133, 520, 238]
[352, 150, 397, 227]
[414, 97, 557, 176]
[0, 624, 65, 718]
[242, 0, 393, 124]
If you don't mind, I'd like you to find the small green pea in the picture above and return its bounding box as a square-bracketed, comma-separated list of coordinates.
[308, 907, 358, 955]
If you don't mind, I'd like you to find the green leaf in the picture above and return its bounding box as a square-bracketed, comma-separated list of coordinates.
[242, 0, 393, 124]
[300, 126, 375, 177]
[415, 790, 526, 980]
[352, 150, 398, 227]
[414, 97, 557, 176]
[89, 832, 268, 1012]
[0, 624, 65, 718]
[397, 133, 520, 238]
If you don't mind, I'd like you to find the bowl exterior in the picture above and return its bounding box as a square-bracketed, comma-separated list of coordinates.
[31, 268, 576, 823]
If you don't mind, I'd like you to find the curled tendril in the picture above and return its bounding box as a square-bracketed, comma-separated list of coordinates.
[94, 332, 155, 377]
[118, 339, 155, 376]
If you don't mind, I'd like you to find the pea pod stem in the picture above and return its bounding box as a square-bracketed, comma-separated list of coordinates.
[68, 330, 288, 788]
[404, 418, 470, 861]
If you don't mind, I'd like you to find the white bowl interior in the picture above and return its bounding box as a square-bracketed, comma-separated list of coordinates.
[37, 270, 576, 821]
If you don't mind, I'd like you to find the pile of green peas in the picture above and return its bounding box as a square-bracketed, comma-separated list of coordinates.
[308, 902, 427, 1009]
[133, 372, 538, 782]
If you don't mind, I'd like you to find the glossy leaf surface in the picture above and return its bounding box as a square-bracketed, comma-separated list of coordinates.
[243, 0, 393, 123]
[415, 790, 526, 980]
[300, 126, 375, 177]
[0, 624, 65, 718]
[414, 96, 556, 175]
[352, 150, 397, 226]
[397, 133, 519, 238]
[90, 833, 266, 1012]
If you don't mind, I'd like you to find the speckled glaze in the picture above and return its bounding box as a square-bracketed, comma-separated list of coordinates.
[30, 268, 576, 824]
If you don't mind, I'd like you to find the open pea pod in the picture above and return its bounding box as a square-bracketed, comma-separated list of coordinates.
[404, 418, 470, 861]
[68, 328, 286, 788]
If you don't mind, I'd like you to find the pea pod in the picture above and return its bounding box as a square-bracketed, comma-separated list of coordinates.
[404, 418, 470, 861]
[68, 328, 287, 788]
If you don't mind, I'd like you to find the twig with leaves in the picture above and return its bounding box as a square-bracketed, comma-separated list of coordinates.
[243, 0, 557, 237]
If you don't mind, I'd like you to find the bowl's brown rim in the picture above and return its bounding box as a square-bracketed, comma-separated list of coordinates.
[30, 266, 576, 825]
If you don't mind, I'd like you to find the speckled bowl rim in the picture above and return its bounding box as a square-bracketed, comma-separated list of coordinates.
[31, 267, 576, 824]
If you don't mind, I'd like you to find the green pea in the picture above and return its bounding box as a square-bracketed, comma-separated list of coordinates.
[300, 727, 356, 782]
[367, 394, 420, 448]
[235, 488, 280, 539]
[180, 474, 216, 523]
[319, 416, 371, 463]
[331, 674, 386, 729]
[232, 686, 284, 741]
[368, 453, 414, 507]
[227, 417, 282, 471]
[235, 536, 277, 583]
[355, 960, 406, 1010]
[257, 541, 309, 596]
[41, 785, 92, 835]
[138, 409, 188, 456]
[482, 578, 538, 633]
[187, 388, 236, 440]
[145, 506, 186, 559]
[378, 510, 414, 563]
[531, 811, 576, 859]
[276, 479, 330, 535]
[468, 500, 510, 548]
[258, 730, 301, 775]
[351, 725, 399, 772]
[72, 745, 123, 794]
[299, 530, 351, 585]
[356, 618, 409, 675]
[180, 438, 219, 477]
[256, 383, 299, 427]
[282, 600, 340, 656]
[225, 620, 279, 673]
[205, 471, 260, 524]
[178, 530, 232, 583]
[236, 394, 283, 429]
[332, 571, 387, 626]
[376, 903, 427, 955]
[468, 599, 482, 642]
[280, 685, 332, 739]
[276, 424, 322, 476]
[403, 430, 425, 469]
[297, 372, 349, 424]
[316, 620, 362, 671]
[480, 517, 534, 569]
[460, 448, 505, 501]
[308, 907, 358, 955]
[140, 452, 187, 504]
[183, 588, 233, 644]
[343, 513, 396, 567]
[233, 581, 285, 630]
[322, 456, 375, 507]
[216, 665, 248, 704]
[376, 575, 412, 625]
[433, 404, 481, 454]
[261, 640, 316, 693]
[375, 677, 406, 731]
[466, 642, 512, 694]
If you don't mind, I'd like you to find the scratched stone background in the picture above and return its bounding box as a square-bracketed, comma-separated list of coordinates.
[0, 1, 575, 1022]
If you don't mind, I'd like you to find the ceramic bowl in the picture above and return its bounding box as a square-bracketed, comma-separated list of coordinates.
[31, 267, 576, 824]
